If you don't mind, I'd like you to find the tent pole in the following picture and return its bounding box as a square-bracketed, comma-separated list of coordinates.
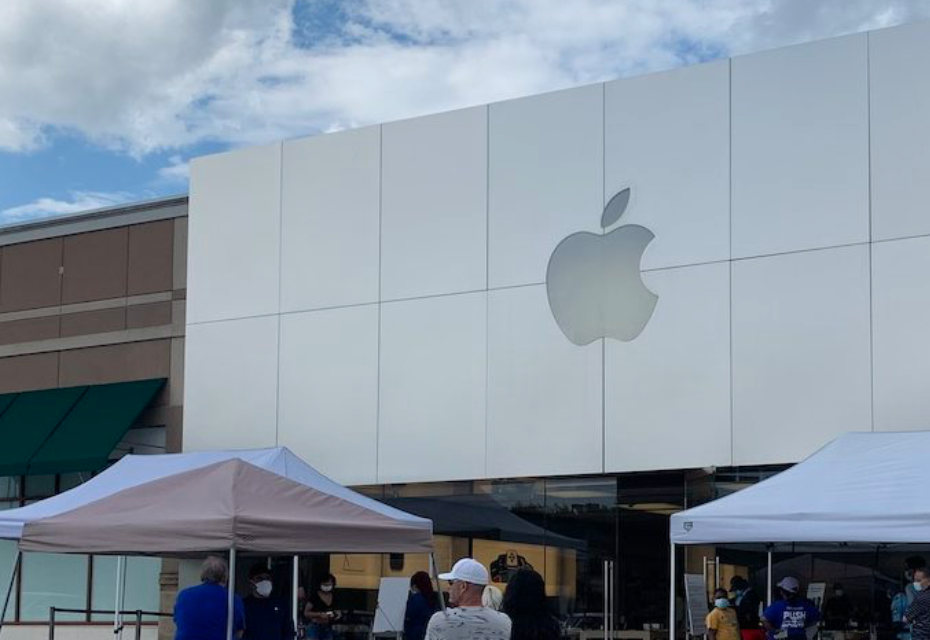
[291, 555, 299, 635]
[114, 556, 125, 639]
[669, 543, 676, 640]
[429, 554, 446, 613]
[227, 549, 237, 640]
[766, 548, 773, 606]
[0, 550, 21, 638]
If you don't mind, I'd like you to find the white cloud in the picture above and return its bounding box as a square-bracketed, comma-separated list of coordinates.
[1, 191, 136, 225]
[0, 0, 928, 156]
[157, 155, 190, 185]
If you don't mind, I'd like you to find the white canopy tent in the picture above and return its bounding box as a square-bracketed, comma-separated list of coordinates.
[667, 432, 930, 639]
[0, 447, 434, 640]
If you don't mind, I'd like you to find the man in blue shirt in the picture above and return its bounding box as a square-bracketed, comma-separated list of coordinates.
[763, 577, 820, 640]
[175, 556, 245, 640]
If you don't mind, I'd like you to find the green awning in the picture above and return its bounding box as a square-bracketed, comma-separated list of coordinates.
[0, 387, 87, 476]
[0, 392, 16, 417]
[28, 379, 166, 475]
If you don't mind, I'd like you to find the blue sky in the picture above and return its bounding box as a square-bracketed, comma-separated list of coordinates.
[1, 0, 926, 226]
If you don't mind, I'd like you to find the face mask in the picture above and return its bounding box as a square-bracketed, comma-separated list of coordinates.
[835, 590, 844, 597]
[321, 584, 334, 593]
[914, 582, 923, 593]
[255, 580, 272, 598]
[715, 598, 729, 609]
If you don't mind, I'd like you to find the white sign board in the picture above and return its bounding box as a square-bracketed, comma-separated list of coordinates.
[807, 583, 826, 609]
[685, 573, 708, 636]
[373, 577, 410, 634]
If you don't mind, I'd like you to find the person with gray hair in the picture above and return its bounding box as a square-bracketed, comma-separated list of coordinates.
[175, 556, 246, 640]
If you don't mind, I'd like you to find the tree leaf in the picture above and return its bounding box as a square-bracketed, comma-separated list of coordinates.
[601, 187, 631, 229]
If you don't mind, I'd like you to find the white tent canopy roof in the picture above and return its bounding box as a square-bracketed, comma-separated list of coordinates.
[0, 447, 429, 547]
[670, 432, 930, 545]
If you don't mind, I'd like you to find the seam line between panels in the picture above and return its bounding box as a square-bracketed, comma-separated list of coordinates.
[866, 32, 875, 432]
[377, 124, 384, 483]
[601, 81, 607, 474]
[728, 57, 735, 466]
[275, 142, 284, 446]
[485, 105, 490, 479]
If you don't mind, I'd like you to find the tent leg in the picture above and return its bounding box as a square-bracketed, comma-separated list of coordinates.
[766, 548, 773, 606]
[292, 555, 299, 636]
[114, 556, 125, 639]
[429, 554, 446, 613]
[0, 550, 21, 638]
[227, 549, 237, 640]
[669, 543, 676, 640]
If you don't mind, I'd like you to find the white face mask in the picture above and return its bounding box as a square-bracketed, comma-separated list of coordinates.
[914, 582, 924, 593]
[321, 584, 334, 593]
[255, 580, 273, 598]
[715, 598, 730, 609]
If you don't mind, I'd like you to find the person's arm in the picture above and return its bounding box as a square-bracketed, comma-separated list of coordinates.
[235, 597, 246, 639]
[707, 611, 719, 640]
[763, 603, 779, 633]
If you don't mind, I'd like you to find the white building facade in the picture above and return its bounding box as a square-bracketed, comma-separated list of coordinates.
[186, 21, 930, 484]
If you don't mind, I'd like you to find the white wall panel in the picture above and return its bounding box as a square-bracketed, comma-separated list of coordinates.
[188, 144, 282, 323]
[732, 35, 869, 258]
[487, 285, 602, 477]
[488, 85, 603, 289]
[732, 245, 872, 465]
[183, 316, 279, 451]
[605, 262, 731, 472]
[870, 21, 930, 242]
[278, 305, 379, 485]
[381, 108, 487, 300]
[606, 60, 730, 270]
[872, 236, 930, 431]
[281, 127, 380, 312]
[378, 292, 487, 482]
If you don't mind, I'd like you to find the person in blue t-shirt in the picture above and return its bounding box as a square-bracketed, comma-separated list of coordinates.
[175, 556, 246, 640]
[763, 577, 820, 640]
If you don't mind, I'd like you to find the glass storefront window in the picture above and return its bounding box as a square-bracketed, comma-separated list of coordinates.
[91, 556, 162, 621]
[0, 477, 19, 500]
[20, 552, 88, 621]
[0, 540, 16, 622]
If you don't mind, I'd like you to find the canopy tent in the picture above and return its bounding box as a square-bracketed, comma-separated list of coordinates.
[0, 446, 430, 547]
[0, 447, 434, 640]
[671, 431, 930, 545]
[666, 431, 930, 640]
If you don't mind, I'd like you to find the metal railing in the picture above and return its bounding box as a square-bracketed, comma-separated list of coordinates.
[48, 608, 172, 640]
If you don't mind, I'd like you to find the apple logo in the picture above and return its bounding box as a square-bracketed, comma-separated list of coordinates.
[546, 187, 658, 346]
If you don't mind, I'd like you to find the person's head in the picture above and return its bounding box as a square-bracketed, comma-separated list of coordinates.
[410, 571, 438, 607]
[833, 583, 844, 597]
[906, 557, 927, 581]
[318, 574, 336, 593]
[438, 558, 489, 607]
[730, 576, 749, 594]
[501, 569, 547, 617]
[913, 568, 930, 592]
[200, 556, 229, 586]
[249, 564, 273, 598]
[777, 577, 801, 601]
[713, 588, 730, 609]
[482, 585, 504, 610]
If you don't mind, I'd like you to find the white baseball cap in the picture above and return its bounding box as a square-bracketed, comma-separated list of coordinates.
[439, 558, 489, 586]
[777, 577, 800, 593]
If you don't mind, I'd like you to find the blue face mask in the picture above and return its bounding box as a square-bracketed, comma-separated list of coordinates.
[914, 582, 924, 593]
[715, 598, 730, 609]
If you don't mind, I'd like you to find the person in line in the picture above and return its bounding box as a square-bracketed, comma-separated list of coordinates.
[905, 568, 930, 640]
[242, 564, 294, 640]
[404, 571, 439, 640]
[482, 585, 503, 611]
[731, 576, 763, 640]
[303, 574, 339, 640]
[707, 588, 741, 640]
[907, 559, 929, 606]
[175, 556, 245, 640]
[426, 558, 511, 640]
[762, 577, 820, 640]
[824, 583, 853, 631]
[891, 585, 911, 640]
[501, 568, 560, 640]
